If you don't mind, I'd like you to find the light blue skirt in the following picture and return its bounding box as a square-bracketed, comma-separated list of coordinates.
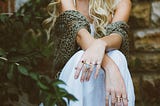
[58, 50, 135, 106]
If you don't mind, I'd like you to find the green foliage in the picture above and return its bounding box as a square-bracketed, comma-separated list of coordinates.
[0, 0, 77, 105]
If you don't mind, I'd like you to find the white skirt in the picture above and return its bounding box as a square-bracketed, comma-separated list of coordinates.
[59, 50, 135, 106]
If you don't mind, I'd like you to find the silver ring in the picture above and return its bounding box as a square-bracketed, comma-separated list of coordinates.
[116, 96, 122, 103]
[122, 97, 129, 102]
[85, 63, 91, 70]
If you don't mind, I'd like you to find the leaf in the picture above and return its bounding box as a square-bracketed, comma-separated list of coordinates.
[29, 72, 39, 81]
[51, 80, 66, 87]
[37, 81, 49, 90]
[41, 42, 54, 57]
[56, 99, 67, 106]
[65, 94, 77, 101]
[39, 75, 51, 83]
[0, 48, 6, 57]
[7, 64, 14, 80]
[44, 95, 53, 106]
[17, 65, 29, 76]
[0, 14, 8, 23]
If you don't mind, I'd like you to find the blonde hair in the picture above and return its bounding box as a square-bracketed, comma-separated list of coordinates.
[43, 0, 119, 39]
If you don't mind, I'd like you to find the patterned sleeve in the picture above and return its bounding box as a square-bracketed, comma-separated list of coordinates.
[50, 10, 90, 73]
[104, 21, 129, 57]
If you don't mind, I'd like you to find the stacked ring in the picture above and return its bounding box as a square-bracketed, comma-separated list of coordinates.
[116, 96, 122, 103]
[82, 61, 91, 70]
[111, 97, 116, 103]
[85, 63, 91, 70]
[122, 97, 129, 102]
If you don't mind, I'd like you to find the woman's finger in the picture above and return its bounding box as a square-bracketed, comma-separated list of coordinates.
[105, 96, 109, 106]
[94, 58, 103, 78]
[116, 90, 122, 106]
[80, 66, 87, 82]
[122, 90, 128, 106]
[94, 63, 101, 79]
[105, 70, 111, 106]
[116, 96, 122, 106]
[111, 88, 116, 106]
[74, 59, 85, 79]
[105, 91, 111, 106]
[122, 98, 128, 106]
[85, 64, 94, 81]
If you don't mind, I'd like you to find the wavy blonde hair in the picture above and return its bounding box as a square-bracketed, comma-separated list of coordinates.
[43, 0, 119, 39]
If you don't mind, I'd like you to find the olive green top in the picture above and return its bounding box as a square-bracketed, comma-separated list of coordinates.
[51, 10, 129, 75]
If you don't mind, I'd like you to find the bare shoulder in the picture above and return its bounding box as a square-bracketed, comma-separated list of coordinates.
[112, 0, 132, 22]
[116, 0, 132, 8]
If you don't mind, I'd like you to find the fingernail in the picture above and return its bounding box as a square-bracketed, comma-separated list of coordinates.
[80, 79, 83, 82]
[94, 75, 97, 79]
[74, 75, 78, 79]
[81, 78, 84, 82]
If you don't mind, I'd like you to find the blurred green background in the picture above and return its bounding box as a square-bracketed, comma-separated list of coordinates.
[0, 0, 160, 106]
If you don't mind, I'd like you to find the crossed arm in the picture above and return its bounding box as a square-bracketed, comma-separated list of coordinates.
[60, 0, 131, 77]
[60, 0, 131, 105]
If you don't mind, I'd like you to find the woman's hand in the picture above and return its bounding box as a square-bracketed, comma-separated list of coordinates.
[104, 57, 128, 106]
[74, 39, 106, 82]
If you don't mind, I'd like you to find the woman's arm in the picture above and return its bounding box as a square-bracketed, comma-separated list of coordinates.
[75, 0, 132, 79]
[100, 0, 132, 50]
[76, 0, 132, 52]
[60, 0, 76, 11]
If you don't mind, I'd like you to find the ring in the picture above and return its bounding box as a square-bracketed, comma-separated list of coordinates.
[111, 97, 116, 103]
[85, 63, 91, 70]
[82, 60, 91, 70]
[122, 97, 129, 102]
[116, 96, 122, 103]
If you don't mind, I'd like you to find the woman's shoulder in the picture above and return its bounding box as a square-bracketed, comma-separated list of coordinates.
[115, 0, 132, 9]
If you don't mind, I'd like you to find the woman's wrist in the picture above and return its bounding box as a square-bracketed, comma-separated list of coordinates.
[102, 55, 108, 72]
[97, 39, 108, 51]
[102, 54, 114, 73]
[76, 28, 95, 50]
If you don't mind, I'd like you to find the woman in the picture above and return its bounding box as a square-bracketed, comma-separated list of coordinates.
[43, 0, 135, 106]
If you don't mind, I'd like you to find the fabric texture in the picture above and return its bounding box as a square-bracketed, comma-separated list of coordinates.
[51, 10, 90, 75]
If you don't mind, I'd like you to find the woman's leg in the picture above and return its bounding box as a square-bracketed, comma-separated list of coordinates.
[59, 50, 106, 106]
[59, 50, 135, 106]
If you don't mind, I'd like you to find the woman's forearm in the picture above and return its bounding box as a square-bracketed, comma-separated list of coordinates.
[60, 0, 76, 12]
[77, 28, 122, 51]
[100, 33, 122, 51]
[101, 53, 115, 72]
[77, 28, 116, 72]
[100, 0, 132, 51]
[60, 0, 123, 51]
[76, 29, 95, 50]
